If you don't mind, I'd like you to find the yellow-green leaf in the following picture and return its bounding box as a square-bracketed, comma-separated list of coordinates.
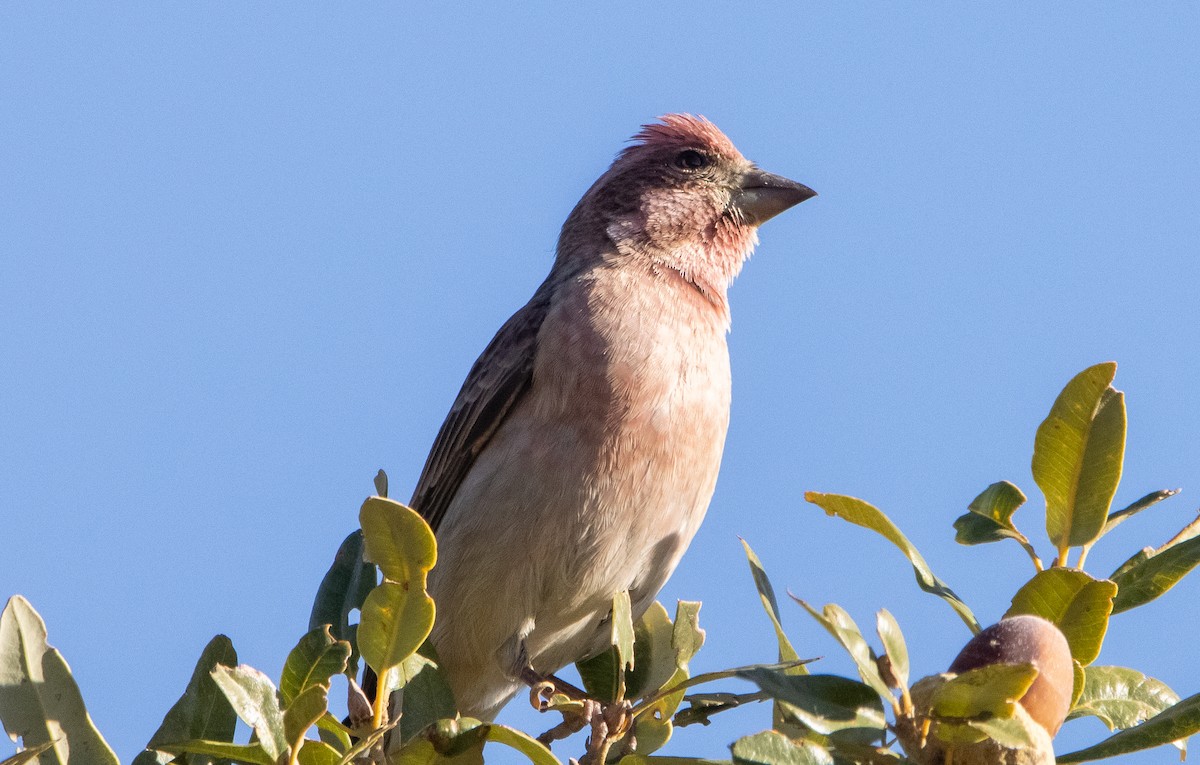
[875, 610, 908, 690]
[794, 600, 891, 701]
[359, 496, 437, 585]
[0, 596, 119, 765]
[1058, 692, 1200, 762]
[804, 493, 980, 633]
[209, 664, 287, 761]
[930, 663, 1039, 720]
[357, 497, 437, 681]
[1111, 527, 1200, 614]
[1005, 568, 1116, 665]
[1033, 362, 1126, 550]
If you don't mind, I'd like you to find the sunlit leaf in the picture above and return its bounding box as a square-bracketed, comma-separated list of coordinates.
[794, 600, 891, 701]
[1111, 529, 1200, 614]
[1005, 568, 1116, 665]
[874, 610, 908, 690]
[297, 739, 341, 765]
[1102, 489, 1181, 536]
[966, 713, 1042, 749]
[283, 684, 328, 752]
[359, 497, 437, 587]
[953, 481, 1028, 545]
[577, 591, 635, 703]
[0, 741, 55, 765]
[739, 541, 808, 737]
[1033, 362, 1125, 550]
[929, 663, 1038, 720]
[804, 493, 980, 633]
[0, 595, 119, 765]
[1067, 665, 1182, 748]
[740, 540, 801, 664]
[1057, 692, 1200, 762]
[280, 626, 350, 706]
[358, 498, 437, 681]
[672, 601, 705, 670]
[626, 602, 678, 700]
[209, 664, 287, 761]
[481, 723, 561, 765]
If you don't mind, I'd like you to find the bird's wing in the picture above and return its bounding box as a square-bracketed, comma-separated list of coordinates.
[408, 287, 553, 532]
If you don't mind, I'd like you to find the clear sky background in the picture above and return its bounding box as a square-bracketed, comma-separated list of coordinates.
[3, 4, 1199, 764]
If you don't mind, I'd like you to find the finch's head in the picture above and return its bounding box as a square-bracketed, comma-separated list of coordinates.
[564, 114, 815, 302]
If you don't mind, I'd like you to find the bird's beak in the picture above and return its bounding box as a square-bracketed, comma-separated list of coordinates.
[731, 167, 817, 226]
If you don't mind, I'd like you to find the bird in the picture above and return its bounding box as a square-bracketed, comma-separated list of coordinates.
[409, 114, 815, 721]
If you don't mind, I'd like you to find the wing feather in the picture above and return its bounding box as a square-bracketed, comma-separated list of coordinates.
[409, 287, 553, 531]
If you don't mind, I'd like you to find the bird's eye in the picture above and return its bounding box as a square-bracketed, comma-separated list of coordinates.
[674, 149, 709, 171]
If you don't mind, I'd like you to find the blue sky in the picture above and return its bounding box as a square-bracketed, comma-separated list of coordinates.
[2, 3, 1198, 763]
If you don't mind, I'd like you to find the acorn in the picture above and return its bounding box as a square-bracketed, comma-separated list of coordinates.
[949, 615, 1073, 736]
[895, 616, 1073, 765]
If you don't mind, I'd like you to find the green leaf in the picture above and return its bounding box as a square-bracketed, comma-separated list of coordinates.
[308, 531, 377, 677]
[1110, 547, 1152, 582]
[613, 591, 635, 698]
[160, 741, 276, 765]
[804, 492, 980, 633]
[737, 670, 886, 739]
[966, 713, 1041, 749]
[1033, 362, 1126, 550]
[740, 540, 801, 665]
[0, 595, 120, 765]
[0, 741, 55, 765]
[297, 740, 341, 765]
[672, 601, 705, 670]
[1067, 665, 1182, 743]
[740, 542, 808, 737]
[577, 591, 636, 704]
[1072, 659, 1086, 709]
[136, 634, 238, 765]
[359, 496, 437, 585]
[1102, 488, 1181, 536]
[283, 684, 328, 753]
[358, 583, 435, 695]
[1111, 527, 1200, 614]
[397, 718, 560, 765]
[874, 610, 908, 690]
[730, 730, 832, 765]
[1057, 692, 1200, 762]
[628, 602, 708, 755]
[280, 626, 350, 706]
[953, 481, 1028, 545]
[397, 643, 458, 744]
[929, 663, 1038, 719]
[793, 600, 892, 702]
[626, 602, 679, 700]
[209, 664, 287, 762]
[481, 723, 561, 765]
[357, 497, 437, 682]
[1005, 568, 1116, 665]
